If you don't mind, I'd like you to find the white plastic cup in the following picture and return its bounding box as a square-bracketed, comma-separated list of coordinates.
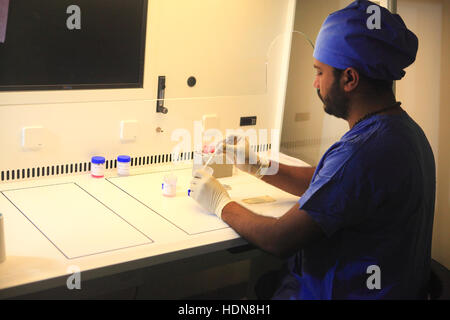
[188, 166, 214, 197]
[91, 156, 105, 178]
[117, 155, 131, 176]
[0, 213, 5, 263]
[162, 174, 178, 197]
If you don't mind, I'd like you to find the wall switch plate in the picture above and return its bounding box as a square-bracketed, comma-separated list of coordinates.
[120, 120, 138, 142]
[202, 114, 221, 146]
[295, 112, 310, 122]
[22, 126, 45, 150]
[202, 114, 220, 131]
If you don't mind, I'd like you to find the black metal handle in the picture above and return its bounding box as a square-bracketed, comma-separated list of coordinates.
[156, 76, 168, 114]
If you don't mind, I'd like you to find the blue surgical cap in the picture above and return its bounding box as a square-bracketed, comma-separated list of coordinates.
[313, 0, 418, 80]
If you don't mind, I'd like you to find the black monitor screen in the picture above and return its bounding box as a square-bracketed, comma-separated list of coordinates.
[0, 0, 147, 91]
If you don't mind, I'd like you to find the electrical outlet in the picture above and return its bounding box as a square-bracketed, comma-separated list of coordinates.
[22, 126, 45, 150]
[202, 114, 221, 146]
[120, 120, 138, 142]
[295, 113, 310, 122]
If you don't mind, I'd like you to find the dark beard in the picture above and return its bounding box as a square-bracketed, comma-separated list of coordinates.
[317, 79, 350, 120]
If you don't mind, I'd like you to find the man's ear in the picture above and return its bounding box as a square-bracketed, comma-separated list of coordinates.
[343, 67, 359, 92]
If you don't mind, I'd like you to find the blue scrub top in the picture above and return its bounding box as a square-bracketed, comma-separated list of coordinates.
[273, 110, 436, 300]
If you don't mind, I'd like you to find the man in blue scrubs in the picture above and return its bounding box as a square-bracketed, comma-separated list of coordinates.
[189, 0, 436, 299]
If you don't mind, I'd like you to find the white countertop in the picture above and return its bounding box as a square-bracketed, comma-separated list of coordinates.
[0, 153, 310, 298]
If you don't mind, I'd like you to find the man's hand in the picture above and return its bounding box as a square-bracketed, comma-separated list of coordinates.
[189, 168, 232, 219]
[219, 135, 270, 179]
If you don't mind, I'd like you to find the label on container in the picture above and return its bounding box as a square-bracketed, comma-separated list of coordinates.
[91, 163, 105, 177]
[117, 162, 130, 176]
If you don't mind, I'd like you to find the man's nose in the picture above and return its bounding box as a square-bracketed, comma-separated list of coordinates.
[313, 77, 320, 89]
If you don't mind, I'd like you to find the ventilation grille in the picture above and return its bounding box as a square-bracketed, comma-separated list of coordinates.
[0, 144, 271, 182]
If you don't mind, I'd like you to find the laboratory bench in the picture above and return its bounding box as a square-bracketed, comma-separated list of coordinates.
[0, 154, 309, 299]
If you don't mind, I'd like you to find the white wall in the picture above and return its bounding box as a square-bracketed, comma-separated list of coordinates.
[280, 0, 353, 165]
[396, 0, 450, 269]
[0, 0, 296, 178]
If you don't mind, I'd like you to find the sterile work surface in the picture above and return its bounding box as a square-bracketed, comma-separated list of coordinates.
[0, 154, 310, 298]
[107, 168, 296, 235]
[2, 183, 154, 259]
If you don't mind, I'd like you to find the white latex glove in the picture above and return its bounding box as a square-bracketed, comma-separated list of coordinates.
[189, 168, 232, 219]
[218, 135, 270, 178]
